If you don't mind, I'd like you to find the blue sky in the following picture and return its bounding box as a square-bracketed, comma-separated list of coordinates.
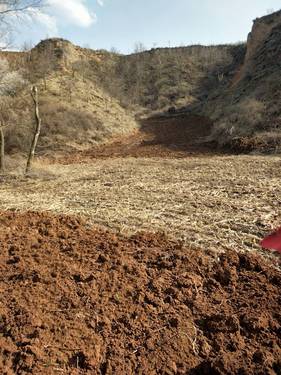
[15, 0, 281, 53]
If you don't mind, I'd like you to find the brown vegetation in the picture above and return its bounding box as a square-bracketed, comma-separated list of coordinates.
[1, 39, 138, 156]
[99, 45, 235, 111]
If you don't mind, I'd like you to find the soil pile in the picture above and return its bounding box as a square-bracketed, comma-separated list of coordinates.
[0, 211, 280, 374]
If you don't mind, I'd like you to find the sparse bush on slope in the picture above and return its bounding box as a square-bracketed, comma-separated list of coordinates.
[204, 11, 281, 152]
[211, 98, 266, 145]
[101, 46, 234, 111]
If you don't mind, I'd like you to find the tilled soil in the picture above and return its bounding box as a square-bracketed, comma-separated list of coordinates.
[0, 211, 280, 375]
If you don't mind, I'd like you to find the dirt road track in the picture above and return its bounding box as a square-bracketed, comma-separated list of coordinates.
[57, 114, 216, 164]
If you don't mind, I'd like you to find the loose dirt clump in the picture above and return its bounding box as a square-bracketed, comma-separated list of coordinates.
[0, 211, 280, 375]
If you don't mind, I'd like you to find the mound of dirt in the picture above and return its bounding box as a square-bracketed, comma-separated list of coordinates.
[0, 211, 280, 374]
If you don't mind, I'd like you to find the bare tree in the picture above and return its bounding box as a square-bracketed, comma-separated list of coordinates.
[25, 86, 41, 174]
[72, 59, 91, 82]
[0, 0, 42, 15]
[63, 75, 74, 103]
[0, 0, 43, 49]
[21, 40, 34, 52]
[0, 121, 5, 173]
[0, 58, 25, 94]
[0, 99, 9, 174]
[110, 46, 120, 54]
[133, 42, 146, 54]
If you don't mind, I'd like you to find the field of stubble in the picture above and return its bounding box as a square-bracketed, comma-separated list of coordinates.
[0, 154, 280, 256]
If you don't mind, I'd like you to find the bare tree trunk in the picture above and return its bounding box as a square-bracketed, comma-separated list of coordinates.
[0, 123, 5, 174]
[25, 86, 41, 175]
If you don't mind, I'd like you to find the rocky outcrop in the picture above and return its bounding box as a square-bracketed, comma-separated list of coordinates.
[28, 38, 111, 73]
[238, 10, 281, 82]
[203, 10, 281, 152]
[29, 38, 74, 71]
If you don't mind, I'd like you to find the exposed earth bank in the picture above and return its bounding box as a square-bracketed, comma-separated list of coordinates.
[0, 211, 280, 374]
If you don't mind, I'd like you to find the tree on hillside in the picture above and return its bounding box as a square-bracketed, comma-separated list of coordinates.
[0, 0, 43, 48]
[0, 58, 25, 94]
[133, 42, 146, 54]
[72, 59, 90, 82]
[21, 40, 34, 52]
[0, 1, 43, 174]
[25, 85, 41, 175]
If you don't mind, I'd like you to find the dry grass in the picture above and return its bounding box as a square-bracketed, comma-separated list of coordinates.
[0, 155, 280, 256]
[2, 71, 138, 155]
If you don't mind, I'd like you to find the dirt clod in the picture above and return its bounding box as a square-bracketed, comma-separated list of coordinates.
[0, 211, 280, 374]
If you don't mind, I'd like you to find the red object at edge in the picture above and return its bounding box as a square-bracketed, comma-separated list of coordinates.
[261, 227, 281, 253]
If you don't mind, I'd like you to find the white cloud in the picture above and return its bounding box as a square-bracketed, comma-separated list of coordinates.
[1, 0, 97, 43]
[26, 0, 96, 35]
[28, 8, 58, 36]
[47, 0, 96, 27]
[97, 0, 104, 6]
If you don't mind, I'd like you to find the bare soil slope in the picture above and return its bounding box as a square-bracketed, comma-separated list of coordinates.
[0, 211, 280, 375]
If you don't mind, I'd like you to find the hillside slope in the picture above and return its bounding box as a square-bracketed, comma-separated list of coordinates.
[104, 45, 240, 111]
[202, 10, 281, 152]
[1, 9, 281, 155]
[1, 39, 138, 155]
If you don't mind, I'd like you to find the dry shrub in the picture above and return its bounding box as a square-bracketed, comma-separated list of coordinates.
[4, 99, 107, 154]
[1, 154, 27, 174]
[41, 102, 96, 136]
[5, 124, 31, 153]
[186, 45, 233, 68]
[231, 131, 281, 153]
[38, 101, 107, 150]
[3, 100, 33, 154]
[211, 98, 266, 146]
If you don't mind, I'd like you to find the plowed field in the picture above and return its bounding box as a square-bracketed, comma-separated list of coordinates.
[0, 114, 280, 374]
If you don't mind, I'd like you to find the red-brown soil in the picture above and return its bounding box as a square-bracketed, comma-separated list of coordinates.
[57, 114, 216, 164]
[0, 211, 280, 374]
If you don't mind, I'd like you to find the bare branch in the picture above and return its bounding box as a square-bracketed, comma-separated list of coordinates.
[0, 0, 44, 49]
[0, 1, 43, 15]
